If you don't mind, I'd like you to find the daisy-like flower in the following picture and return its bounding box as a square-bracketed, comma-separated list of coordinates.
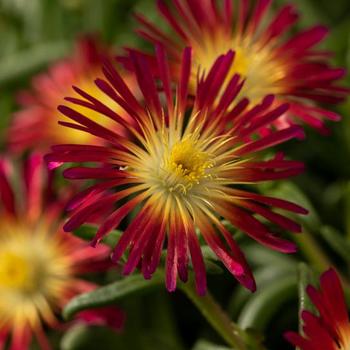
[8, 36, 134, 153]
[46, 46, 307, 295]
[285, 268, 350, 350]
[0, 154, 124, 350]
[134, 0, 348, 133]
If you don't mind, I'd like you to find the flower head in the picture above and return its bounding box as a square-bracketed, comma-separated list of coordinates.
[8, 36, 134, 153]
[47, 46, 307, 295]
[134, 0, 348, 133]
[285, 268, 350, 350]
[0, 154, 123, 349]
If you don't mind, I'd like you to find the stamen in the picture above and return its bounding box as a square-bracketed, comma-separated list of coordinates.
[160, 136, 214, 194]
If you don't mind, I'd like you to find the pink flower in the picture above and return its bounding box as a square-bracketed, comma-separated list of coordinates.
[47, 46, 307, 295]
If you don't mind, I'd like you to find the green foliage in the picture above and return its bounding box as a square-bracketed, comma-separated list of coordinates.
[63, 272, 164, 320]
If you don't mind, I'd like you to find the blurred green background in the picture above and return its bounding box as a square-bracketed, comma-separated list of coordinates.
[0, 0, 349, 349]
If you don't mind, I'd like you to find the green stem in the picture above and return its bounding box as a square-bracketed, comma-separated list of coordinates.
[294, 229, 331, 272]
[180, 280, 248, 350]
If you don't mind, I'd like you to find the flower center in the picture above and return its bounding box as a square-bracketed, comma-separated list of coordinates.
[0, 224, 74, 330]
[194, 39, 287, 103]
[0, 251, 34, 291]
[161, 137, 214, 194]
[228, 47, 249, 78]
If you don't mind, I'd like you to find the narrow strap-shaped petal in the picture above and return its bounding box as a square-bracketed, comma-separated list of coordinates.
[187, 224, 207, 295]
[0, 158, 16, 216]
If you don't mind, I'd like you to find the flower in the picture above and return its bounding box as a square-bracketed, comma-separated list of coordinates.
[46, 46, 307, 295]
[8, 36, 134, 153]
[0, 153, 123, 349]
[134, 0, 348, 133]
[285, 268, 350, 350]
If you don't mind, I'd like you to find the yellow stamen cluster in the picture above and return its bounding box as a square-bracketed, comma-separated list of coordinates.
[161, 136, 214, 194]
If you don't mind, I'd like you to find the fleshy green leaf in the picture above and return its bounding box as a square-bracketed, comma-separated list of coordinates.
[238, 274, 297, 330]
[61, 325, 94, 350]
[0, 41, 69, 85]
[63, 272, 164, 320]
[192, 340, 231, 350]
[320, 226, 350, 262]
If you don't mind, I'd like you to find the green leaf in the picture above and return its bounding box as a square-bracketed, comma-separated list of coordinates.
[259, 181, 321, 230]
[63, 272, 164, 320]
[228, 246, 297, 320]
[237, 274, 297, 330]
[320, 226, 350, 262]
[192, 340, 231, 350]
[0, 41, 69, 85]
[243, 243, 296, 268]
[61, 325, 93, 350]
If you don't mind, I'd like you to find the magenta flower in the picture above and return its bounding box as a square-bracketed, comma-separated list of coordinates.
[0, 154, 123, 349]
[285, 268, 350, 350]
[46, 46, 307, 295]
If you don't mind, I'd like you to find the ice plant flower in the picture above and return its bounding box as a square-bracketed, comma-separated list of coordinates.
[285, 268, 350, 350]
[8, 36, 134, 153]
[0, 154, 123, 349]
[135, 0, 348, 133]
[46, 47, 307, 295]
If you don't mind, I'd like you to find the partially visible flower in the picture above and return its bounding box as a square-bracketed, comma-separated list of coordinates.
[47, 46, 307, 295]
[0, 153, 123, 349]
[134, 0, 348, 133]
[285, 268, 350, 350]
[76, 307, 125, 331]
[8, 36, 134, 153]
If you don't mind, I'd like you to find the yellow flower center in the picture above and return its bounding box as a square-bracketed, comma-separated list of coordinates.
[228, 47, 249, 78]
[0, 222, 73, 329]
[194, 37, 287, 103]
[0, 252, 35, 291]
[161, 137, 214, 194]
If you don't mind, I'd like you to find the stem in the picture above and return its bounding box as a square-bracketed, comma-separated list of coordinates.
[294, 229, 331, 272]
[180, 280, 248, 350]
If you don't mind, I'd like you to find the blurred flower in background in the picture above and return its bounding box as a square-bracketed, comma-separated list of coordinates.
[0, 153, 123, 349]
[8, 36, 135, 153]
[135, 0, 348, 133]
[285, 268, 350, 350]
